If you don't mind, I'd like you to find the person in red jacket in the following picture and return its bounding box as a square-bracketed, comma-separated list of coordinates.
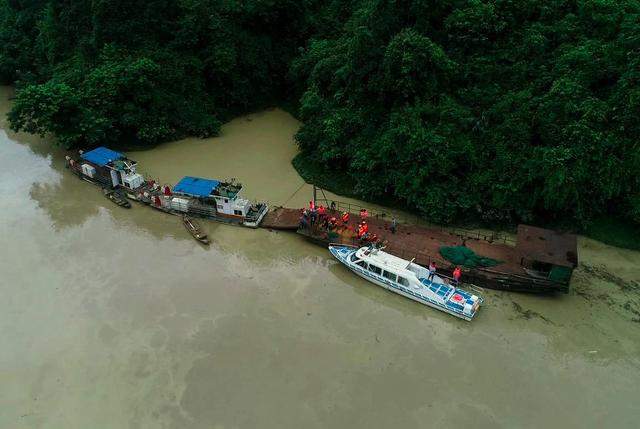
[341, 211, 350, 225]
[428, 261, 437, 281]
[453, 266, 462, 285]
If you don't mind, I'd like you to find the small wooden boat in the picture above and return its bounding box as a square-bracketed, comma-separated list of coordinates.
[182, 215, 210, 245]
[103, 189, 131, 208]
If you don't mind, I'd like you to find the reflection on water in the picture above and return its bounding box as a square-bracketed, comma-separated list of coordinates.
[1, 86, 640, 428]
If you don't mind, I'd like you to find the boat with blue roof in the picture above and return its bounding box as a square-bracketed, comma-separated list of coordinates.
[66, 147, 268, 228]
[166, 176, 268, 227]
[329, 244, 483, 321]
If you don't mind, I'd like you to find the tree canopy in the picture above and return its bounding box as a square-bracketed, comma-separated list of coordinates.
[1, 0, 639, 227]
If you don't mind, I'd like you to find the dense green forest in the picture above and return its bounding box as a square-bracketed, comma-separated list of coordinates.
[1, 0, 639, 228]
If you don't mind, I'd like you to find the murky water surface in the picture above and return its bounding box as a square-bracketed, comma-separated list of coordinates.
[1, 87, 639, 428]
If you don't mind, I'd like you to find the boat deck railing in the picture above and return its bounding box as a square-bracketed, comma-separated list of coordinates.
[313, 198, 516, 246]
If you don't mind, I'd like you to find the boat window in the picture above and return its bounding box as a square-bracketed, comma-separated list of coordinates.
[356, 260, 367, 268]
[350, 253, 358, 262]
[368, 265, 382, 275]
[224, 198, 229, 203]
[398, 276, 409, 287]
[383, 271, 397, 282]
[234, 210, 243, 215]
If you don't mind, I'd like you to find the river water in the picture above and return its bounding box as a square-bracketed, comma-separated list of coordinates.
[1, 86, 639, 428]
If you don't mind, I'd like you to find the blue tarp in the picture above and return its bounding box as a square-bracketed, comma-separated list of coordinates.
[173, 176, 220, 197]
[81, 147, 124, 167]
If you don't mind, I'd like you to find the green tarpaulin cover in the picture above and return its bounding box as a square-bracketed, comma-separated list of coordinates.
[439, 246, 502, 268]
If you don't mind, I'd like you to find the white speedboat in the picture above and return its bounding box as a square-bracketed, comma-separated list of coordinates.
[329, 244, 483, 321]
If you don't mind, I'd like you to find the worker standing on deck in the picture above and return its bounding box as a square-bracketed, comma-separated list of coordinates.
[318, 205, 326, 220]
[361, 208, 369, 221]
[453, 266, 462, 285]
[299, 214, 308, 230]
[341, 211, 350, 225]
[320, 215, 329, 229]
[390, 217, 397, 234]
[310, 210, 317, 226]
[428, 261, 437, 281]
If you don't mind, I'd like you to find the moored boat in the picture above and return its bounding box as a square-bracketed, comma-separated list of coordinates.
[329, 244, 483, 321]
[66, 147, 269, 228]
[103, 189, 131, 208]
[169, 176, 269, 228]
[182, 215, 210, 245]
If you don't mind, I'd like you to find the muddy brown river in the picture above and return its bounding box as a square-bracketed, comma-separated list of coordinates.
[1, 86, 639, 428]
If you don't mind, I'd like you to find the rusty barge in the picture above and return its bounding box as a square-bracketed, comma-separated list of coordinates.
[261, 202, 577, 294]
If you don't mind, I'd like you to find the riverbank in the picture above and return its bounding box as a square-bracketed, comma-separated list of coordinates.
[293, 152, 640, 251]
[2, 84, 640, 427]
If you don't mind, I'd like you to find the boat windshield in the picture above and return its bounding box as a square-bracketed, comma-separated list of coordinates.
[406, 262, 428, 278]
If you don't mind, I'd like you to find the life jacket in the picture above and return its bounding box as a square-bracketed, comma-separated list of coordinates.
[342, 212, 349, 222]
[309, 201, 315, 210]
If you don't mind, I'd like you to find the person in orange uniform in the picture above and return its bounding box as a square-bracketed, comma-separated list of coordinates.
[341, 211, 350, 225]
[453, 266, 462, 285]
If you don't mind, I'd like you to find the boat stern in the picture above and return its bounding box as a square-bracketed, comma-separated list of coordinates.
[447, 288, 483, 320]
[243, 202, 269, 228]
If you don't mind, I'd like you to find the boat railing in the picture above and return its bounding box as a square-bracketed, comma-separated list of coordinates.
[313, 197, 516, 246]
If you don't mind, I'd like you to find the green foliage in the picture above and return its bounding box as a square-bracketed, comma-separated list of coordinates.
[1, 0, 314, 146]
[292, 0, 640, 227]
[1, 0, 639, 227]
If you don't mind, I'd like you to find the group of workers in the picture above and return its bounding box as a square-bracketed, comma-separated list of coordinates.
[300, 201, 464, 286]
[427, 261, 463, 286]
[300, 201, 381, 244]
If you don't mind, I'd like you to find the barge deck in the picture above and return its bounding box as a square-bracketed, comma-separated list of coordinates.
[260, 202, 577, 293]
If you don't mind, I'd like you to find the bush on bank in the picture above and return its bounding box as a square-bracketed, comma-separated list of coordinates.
[1, 0, 639, 229]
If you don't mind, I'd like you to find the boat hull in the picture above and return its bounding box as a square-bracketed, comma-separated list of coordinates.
[303, 227, 566, 294]
[329, 245, 480, 321]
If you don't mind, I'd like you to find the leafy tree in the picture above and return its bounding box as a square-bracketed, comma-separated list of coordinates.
[1, 0, 639, 227]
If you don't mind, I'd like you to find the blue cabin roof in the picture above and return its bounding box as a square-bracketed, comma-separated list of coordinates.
[81, 147, 124, 167]
[173, 176, 220, 197]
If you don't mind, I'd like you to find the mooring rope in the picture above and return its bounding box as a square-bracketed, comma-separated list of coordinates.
[282, 180, 307, 207]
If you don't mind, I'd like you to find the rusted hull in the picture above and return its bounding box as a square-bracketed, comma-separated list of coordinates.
[297, 228, 569, 294]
